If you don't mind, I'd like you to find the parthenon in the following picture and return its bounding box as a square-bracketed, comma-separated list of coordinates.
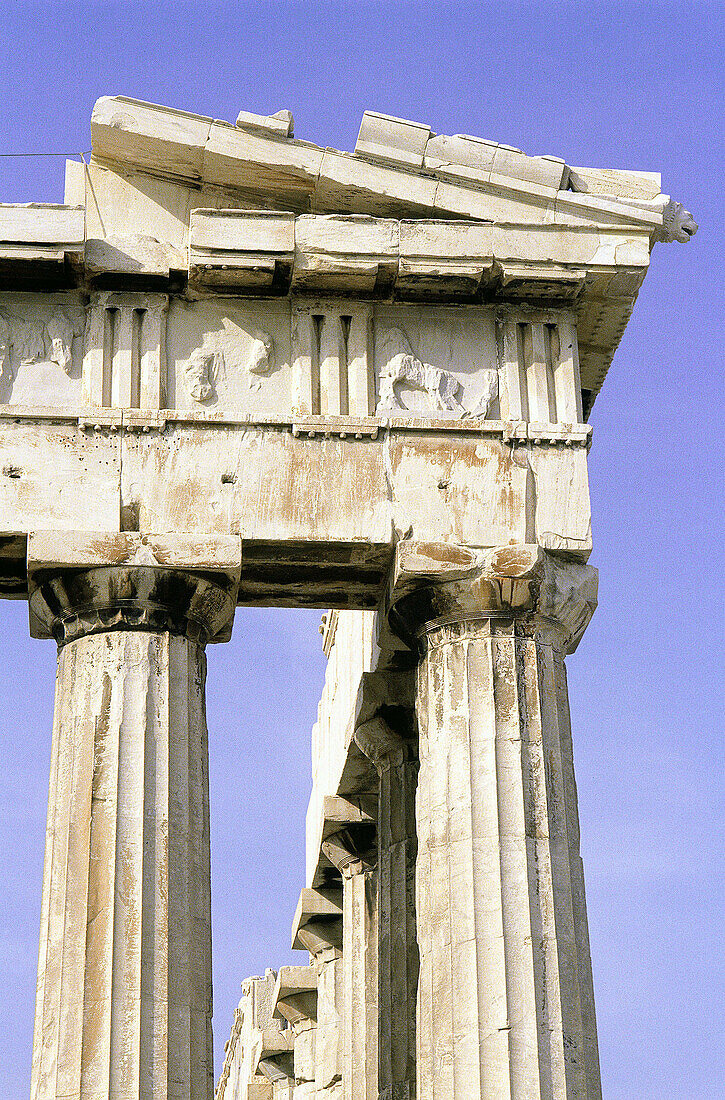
[0, 96, 695, 1099]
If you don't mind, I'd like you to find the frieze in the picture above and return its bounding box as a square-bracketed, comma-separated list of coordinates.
[0, 294, 592, 435]
[167, 300, 290, 415]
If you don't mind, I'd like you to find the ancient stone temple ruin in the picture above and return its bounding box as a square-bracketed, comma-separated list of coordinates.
[0, 98, 696, 1099]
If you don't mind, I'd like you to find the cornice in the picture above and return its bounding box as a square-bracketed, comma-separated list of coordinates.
[0, 202, 653, 406]
[0, 97, 697, 415]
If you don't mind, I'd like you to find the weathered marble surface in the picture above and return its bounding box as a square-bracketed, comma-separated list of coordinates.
[0, 291, 85, 406]
[25, 533, 239, 1100]
[88, 98, 675, 238]
[0, 93, 696, 1100]
[397, 545, 600, 1098]
[355, 684, 418, 1100]
[413, 615, 601, 1098]
[222, 548, 603, 1099]
[0, 291, 590, 426]
[1, 97, 696, 420]
[31, 630, 214, 1100]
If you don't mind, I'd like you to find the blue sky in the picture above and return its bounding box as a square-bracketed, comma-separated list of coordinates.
[0, 2, 722, 1096]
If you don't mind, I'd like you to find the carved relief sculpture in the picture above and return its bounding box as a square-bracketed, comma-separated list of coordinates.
[10, 317, 46, 366]
[377, 327, 465, 415]
[245, 329, 274, 376]
[0, 306, 84, 385]
[45, 311, 81, 373]
[376, 325, 498, 418]
[185, 347, 223, 403]
[182, 329, 274, 404]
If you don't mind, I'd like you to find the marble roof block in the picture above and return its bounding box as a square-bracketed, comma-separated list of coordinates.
[85, 95, 689, 232]
[355, 110, 432, 169]
[235, 108, 295, 138]
[0, 203, 84, 250]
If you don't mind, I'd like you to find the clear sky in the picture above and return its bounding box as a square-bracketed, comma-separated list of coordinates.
[0, 1, 722, 1096]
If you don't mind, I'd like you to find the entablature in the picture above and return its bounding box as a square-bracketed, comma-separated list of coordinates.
[0, 205, 650, 406]
[0, 95, 697, 617]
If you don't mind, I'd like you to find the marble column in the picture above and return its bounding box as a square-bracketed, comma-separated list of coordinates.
[355, 673, 418, 1100]
[392, 544, 601, 1100]
[340, 862, 378, 1100]
[314, 943, 343, 1097]
[320, 832, 376, 1100]
[27, 533, 240, 1100]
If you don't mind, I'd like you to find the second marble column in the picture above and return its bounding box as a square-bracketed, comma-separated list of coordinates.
[392, 547, 601, 1100]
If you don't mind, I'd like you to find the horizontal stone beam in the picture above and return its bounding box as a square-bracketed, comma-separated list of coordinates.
[187, 210, 650, 301]
[0, 203, 84, 249]
[0, 197, 647, 310]
[320, 794, 377, 836]
[0, 204, 85, 290]
[0, 420, 593, 607]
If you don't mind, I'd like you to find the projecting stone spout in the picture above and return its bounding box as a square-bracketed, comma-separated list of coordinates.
[655, 198, 699, 242]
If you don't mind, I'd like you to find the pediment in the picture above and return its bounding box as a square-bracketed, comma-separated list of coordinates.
[89, 96, 667, 232]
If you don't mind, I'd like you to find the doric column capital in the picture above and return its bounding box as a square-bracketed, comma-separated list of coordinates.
[292, 887, 343, 955]
[27, 531, 241, 646]
[321, 829, 375, 878]
[354, 716, 405, 771]
[536, 553, 599, 652]
[353, 669, 417, 771]
[389, 541, 597, 654]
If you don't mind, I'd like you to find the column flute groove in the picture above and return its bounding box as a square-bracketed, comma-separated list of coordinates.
[519, 638, 561, 1098]
[490, 630, 535, 1099]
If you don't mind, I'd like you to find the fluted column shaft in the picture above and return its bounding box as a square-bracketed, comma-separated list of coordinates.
[388, 543, 600, 1099]
[341, 860, 378, 1100]
[318, 830, 375, 1100]
[315, 944, 343, 1094]
[414, 617, 600, 1100]
[355, 699, 418, 1100]
[31, 629, 214, 1100]
[26, 534, 239, 1100]
[377, 744, 418, 1100]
